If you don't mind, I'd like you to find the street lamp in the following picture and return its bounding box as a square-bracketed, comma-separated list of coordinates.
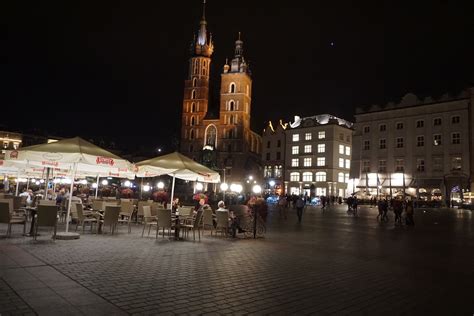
[220, 182, 228, 202]
[269, 180, 276, 187]
[143, 184, 151, 192]
[124, 180, 131, 187]
[157, 181, 164, 189]
[195, 182, 204, 191]
[101, 179, 109, 186]
[252, 184, 262, 195]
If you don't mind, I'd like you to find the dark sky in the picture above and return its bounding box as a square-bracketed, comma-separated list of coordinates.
[2, 1, 473, 155]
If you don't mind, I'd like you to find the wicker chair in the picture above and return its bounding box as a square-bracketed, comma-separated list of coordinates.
[141, 206, 158, 238]
[34, 205, 59, 240]
[0, 202, 26, 236]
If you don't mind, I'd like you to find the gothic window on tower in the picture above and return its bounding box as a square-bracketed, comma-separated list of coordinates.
[192, 78, 197, 87]
[191, 103, 196, 113]
[190, 116, 195, 126]
[190, 129, 195, 140]
[204, 125, 217, 148]
[229, 83, 236, 93]
[191, 90, 196, 99]
[229, 100, 235, 111]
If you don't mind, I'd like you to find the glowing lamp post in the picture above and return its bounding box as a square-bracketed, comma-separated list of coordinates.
[220, 182, 228, 202]
[157, 181, 165, 189]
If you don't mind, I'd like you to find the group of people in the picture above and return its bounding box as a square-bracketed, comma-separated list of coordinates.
[377, 198, 415, 226]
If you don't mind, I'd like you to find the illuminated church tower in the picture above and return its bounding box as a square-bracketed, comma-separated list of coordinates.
[180, 1, 262, 184]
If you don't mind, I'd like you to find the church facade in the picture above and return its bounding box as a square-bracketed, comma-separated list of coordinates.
[180, 2, 262, 184]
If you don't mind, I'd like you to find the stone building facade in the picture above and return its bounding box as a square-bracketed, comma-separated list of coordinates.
[350, 88, 474, 205]
[180, 2, 262, 185]
[261, 121, 287, 194]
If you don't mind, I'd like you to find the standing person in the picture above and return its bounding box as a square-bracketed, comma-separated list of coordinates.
[405, 200, 415, 226]
[377, 199, 384, 220]
[295, 195, 305, 223]
[382, 199, 389, 222]
[393, 198, 403, 225]
[352, 196, 358, 216]
[321, 196, 326, 211]
[278, 195, 287, 219]
[347, 195, 353, 213]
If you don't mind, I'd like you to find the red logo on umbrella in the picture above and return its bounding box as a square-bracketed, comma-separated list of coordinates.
[9, 151, 19, 159]
[96, 157, 115, 166]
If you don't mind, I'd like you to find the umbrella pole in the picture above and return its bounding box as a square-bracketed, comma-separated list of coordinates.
[65, 163, 77, 233]
[95, 175, 99, 198]
[15, 171, 20, 196]
[26, 177, 29, 191]
[44, 168, 50, 200]
[169, 174, 176, 210]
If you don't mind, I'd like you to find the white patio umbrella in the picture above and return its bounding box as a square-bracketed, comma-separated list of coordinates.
[5, 137, 135, 238]
[135, 152, 220, 209]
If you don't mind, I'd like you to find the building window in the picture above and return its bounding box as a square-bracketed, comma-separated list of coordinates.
[338, 172, 345, 183]
[305, 133, 312, 140]
[433, 118, 442, 126]
[277, 140, 281, 147]
[417, 136, 424, 147]
[264, 166, 272, 178]
[345, 159, 350, 169]
[451, 157, 462, 170]
[315, 172, 326, 182]
[363, 140, 370, 150]
[433, 158, 443, 171]
[362, 160, 370, 172]
[275, 165, 282, 177]
[317, 144, 325, 153]
[339, 145, 344, 154]
[346, 135, 351, 142]
[345, 173, 350, 183]
[363, 126, 370, 133]
[292, 146, 299, 155]
[416, 159, 425, 172]
[451, 133, 461, 144]
[13, 143, 19, 149]
[190, 116, 195, 126]
[378, 160, 387, 173]
[416, 120, 424, 128]
[191, 89, 196, 99]
[317, 157, 325, 166]
[302, 172, 313, 182]
[290, 172, 300, 181]
[318, 131, 325, 139]
[452, 116, 460, 124]
[339, 158, 344, 168]
[276, 152, 281, 160]
[395, 159, 404, 172]
[190, 129, 195, 140]
[339, 133, 344, 141]
[229, 100, 235, 111]
[396, 122, 404, 130]
[229, 83, 236, 93]
[379, 124, 387, 132]
[291, 158, 299, 167]
[433, 134, 442, 146]
[316, 187, 327, 196]
[190, 102, 196, 112]
[266, 153, 270, 161]
[396, 137, 404, 148]
[303, 158, 312, 167]
[292, 134, 300, 142]
[266, 141, 271, 148]
[379, 139, 386, 149]
[304, 145, 312, 153]
[345, 146, 351, 156]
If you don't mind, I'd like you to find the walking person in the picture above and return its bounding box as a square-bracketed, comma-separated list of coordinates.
[352, 196, 358, 216]
[278, 195, 288, 220]
[295, 195, 305, 223]
[405, 200, 415, 226]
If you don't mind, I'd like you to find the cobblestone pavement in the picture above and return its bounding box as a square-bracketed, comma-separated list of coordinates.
[0, 205, 473, 315]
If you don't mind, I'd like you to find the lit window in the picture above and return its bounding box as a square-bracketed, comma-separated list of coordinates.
[451, 157, 462, 170]
[416, 159, 425, 172]
[339, 145, 344, 154]
[318, 131, 325, 139]
[292, 134, 300, 142]
[433, 118, 442, 126]
[345, 173, 349, 183]
[317, 157, 325, 166]
[339, 158, 344, 168]
[315, 172, 326, 182]
[433, 134, 442, 146]
[452, 133, 461, 144]
[417, 136, 424, 147]
[317, 144, 325, 153]
[316, 187, 326, 196]
[304, 145, 312, 153]
[362, 160, 370, 172]
[13, 143, 19, 150]
[305, 133, 312, 140]
[303, 158, 312, 167]
[379, 139, 386, 149]
[379, 124, 386, 132]
[396, 137, 404, 148]
[452, 116, 460, 124]
[292, 146, 299, 155]
[274, 165, 283, 177]
[363, 140, 370, 150]
[291, 158, 299, 167]
[290, 172, 300, 181]
[379, 160, 387, 173]
[345, 146, 350, 156]
[345, 159, 350, 169]
[338, 172, 345, 183]
[302, 172, 312, 181]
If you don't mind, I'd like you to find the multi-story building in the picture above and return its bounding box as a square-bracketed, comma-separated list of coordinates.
[350, 88, 474, 205]
[284, 114, 353, 197]
[179, 2, 262, 184]
[261, 120, 287, 194]
[0, 131, 22, 158]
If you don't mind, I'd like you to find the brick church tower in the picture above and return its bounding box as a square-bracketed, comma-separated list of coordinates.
[180, 1, 262, 184]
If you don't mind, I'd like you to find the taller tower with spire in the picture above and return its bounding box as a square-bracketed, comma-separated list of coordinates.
[181, 0, 213, 156]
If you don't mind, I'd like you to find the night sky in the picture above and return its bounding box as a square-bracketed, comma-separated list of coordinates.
[3, 1, 473, 157]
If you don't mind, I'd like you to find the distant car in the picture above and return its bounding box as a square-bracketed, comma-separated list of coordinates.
[266, 195, 279, 204]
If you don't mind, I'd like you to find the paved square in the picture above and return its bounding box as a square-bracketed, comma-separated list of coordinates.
[1, 205, 473, 315]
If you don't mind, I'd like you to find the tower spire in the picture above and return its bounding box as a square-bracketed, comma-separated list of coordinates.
[193, 0, 213, 57]
[202, 0, 206, 21]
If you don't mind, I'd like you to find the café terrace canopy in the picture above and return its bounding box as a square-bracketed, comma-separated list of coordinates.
[135, 152, 220, 183]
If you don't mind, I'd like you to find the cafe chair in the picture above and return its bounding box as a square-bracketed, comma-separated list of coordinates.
[202, 207, 215, 236]
[118, 200, 135, 233]
[157, 208, 173, 238]
[141, 206, 158, 238]
[0, 202, 26, 237]
[100, 205, 121, 235]
[34, 205, 59, 240]
[182, 209, 204, 241]
[216, 210, 230, 237]
[75, 203, 98, 233]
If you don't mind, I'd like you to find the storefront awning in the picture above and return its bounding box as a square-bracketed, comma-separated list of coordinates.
[409, 178, 443, 188]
